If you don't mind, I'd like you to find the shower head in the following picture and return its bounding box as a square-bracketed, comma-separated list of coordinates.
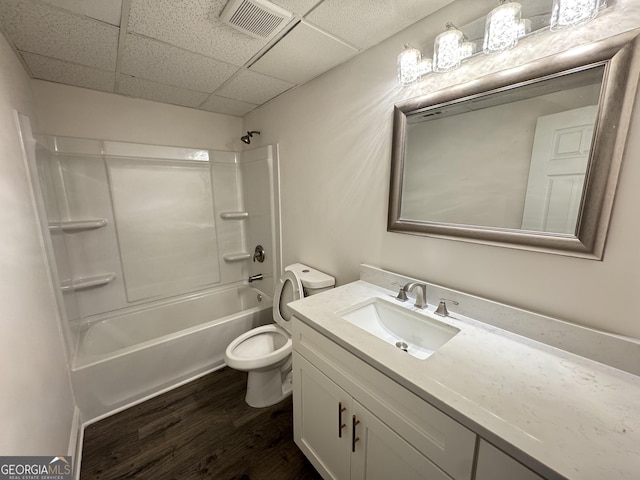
[240, 130, 260, 144]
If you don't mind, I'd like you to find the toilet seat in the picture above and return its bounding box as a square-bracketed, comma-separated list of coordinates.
[224, 324, 292, 371]
[272, 269, 304, 332]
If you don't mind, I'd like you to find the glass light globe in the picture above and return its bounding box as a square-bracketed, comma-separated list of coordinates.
[397, 44, 421, 86]
[518, 18, 531, 38]
[550, 0, 599, 29]
[484, 1, 522, 53]
[418, 58, 433, 78]
[433, 24, 464, 73]
[459, 42, 476, 60]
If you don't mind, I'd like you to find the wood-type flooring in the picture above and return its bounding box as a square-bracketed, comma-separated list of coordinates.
[80, 367, 322, 480]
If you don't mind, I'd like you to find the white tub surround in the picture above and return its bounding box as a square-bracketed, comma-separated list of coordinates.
[288, 268, 640, 480]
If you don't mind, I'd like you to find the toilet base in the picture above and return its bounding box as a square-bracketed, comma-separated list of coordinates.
[245, 367, 293, 408]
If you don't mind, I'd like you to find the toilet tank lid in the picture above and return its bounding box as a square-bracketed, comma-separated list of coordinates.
[285, 263, 335, 289]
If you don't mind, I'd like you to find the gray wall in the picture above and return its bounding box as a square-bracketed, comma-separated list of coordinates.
[0, 34, 76, 454]
[243, 0, 640, 339]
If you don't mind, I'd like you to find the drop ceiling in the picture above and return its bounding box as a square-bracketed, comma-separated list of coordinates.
[0, 0, 455, 117]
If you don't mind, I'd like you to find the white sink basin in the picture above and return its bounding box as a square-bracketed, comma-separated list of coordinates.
[338, 297, 460, 359]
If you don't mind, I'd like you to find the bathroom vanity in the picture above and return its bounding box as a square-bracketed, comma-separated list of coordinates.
[288, 266, 640, 480]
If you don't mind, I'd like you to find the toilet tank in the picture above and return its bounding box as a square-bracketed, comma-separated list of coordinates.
[285, 263, 335, 297]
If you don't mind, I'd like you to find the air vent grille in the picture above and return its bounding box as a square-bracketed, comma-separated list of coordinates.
[220, 0, 293, 39]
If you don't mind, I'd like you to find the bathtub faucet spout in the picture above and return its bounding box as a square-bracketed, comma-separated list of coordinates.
[248, 274, 263, 283]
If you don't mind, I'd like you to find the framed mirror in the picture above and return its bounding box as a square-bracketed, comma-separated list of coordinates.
[388, 29, 640, 259]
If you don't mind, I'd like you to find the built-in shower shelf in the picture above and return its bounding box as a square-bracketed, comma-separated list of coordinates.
[220, 211, 248, 220]
[49, 219, 108, 232]
[61, 272, 116, 292]
[223, 252, 251, 262]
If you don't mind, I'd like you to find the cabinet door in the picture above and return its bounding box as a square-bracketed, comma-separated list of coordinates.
[475, 439, 544, 480]
[293, 352, 351, 480]
[350, 401, 452, 480]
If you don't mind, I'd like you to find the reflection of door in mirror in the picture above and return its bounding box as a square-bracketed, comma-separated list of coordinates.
[521, 106, 597, 235]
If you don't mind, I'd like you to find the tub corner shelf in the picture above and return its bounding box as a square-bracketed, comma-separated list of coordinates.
[61, 272, 116, 292]
[220, 211, 248, 220]
[49, 219, 108, 233]
[223, 253, 251, 262]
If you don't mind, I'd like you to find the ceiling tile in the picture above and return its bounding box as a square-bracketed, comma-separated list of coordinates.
[128, 0, 275, 66]
[215, 69, 294, 105]
[22, 51, 115, 92]
[250, 21, 358, 84]
[118, 75, 210, 108]
[306, 0, 456, 49]
[200, 95, 258, 117]
[121, 34, 239, 93]
[271, 0, 322, 16]
[0, 0, 119, 70]
[40, 0, 123, 26]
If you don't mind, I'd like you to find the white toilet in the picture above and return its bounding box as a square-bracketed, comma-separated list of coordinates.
[224, 263, 335, 407]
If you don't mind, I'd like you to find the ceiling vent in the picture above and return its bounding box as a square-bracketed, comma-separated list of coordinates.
[220, 0, 293, 39]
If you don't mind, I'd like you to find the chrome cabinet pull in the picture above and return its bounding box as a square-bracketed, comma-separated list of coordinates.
[352, 415, 360, 452]
[338, 402, 347, 438]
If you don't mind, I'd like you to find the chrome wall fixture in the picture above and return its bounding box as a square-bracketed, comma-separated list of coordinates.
[240, 130, 261, 144]
[397, 0, 607, 87]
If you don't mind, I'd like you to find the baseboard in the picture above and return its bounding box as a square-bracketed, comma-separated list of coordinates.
[67, 407, 83, 480]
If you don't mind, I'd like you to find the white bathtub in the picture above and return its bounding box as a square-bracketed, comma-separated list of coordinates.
[72, 285, 272, 422]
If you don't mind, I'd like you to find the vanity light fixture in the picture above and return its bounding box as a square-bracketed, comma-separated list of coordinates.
[418, 57, 433, 78]
[518, 18, 531, 37]
[550, 0, 602, 29]
[433, 23, 464, 72]
[397, 44, 422, 86]
[483, 0, 522, 53]
[459, 41, 476, 60]
[396, 0, 608, 88]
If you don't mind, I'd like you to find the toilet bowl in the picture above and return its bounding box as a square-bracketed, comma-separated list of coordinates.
[224, 263, 335, 407]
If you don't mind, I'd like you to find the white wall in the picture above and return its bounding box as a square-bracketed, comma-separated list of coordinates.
[0, 35, 76, 454]
[32, 80, 243, 151]
[243, 0, 640, 339]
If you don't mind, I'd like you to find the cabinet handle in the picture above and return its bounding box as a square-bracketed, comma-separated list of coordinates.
[338, 402, 347, 438]
[352, 415, 360, 452]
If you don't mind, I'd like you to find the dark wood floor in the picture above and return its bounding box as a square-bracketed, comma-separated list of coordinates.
[80, 367, 322, 480]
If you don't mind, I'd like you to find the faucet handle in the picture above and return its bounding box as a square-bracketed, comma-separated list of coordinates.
[435, 298, 459, 317]
[396, 287, 408, 301]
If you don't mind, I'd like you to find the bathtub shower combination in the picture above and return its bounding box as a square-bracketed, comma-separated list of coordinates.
[21, 121, 281, 422]
[74, 285, 272, 420]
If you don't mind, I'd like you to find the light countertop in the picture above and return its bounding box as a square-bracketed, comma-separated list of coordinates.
[288, 280, 640, 480]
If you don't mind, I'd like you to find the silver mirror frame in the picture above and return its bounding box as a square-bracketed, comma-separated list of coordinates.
[389, 29, 640, 260]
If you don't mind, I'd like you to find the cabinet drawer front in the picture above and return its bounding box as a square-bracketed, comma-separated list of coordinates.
[293, 319, 476, 480]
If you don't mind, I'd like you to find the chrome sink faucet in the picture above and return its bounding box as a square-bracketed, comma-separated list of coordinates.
[397, 281, 427, 308]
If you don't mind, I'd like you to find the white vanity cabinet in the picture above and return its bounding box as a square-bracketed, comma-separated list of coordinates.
[292, 318, 477, 480]
[294, 353, 453, 480]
